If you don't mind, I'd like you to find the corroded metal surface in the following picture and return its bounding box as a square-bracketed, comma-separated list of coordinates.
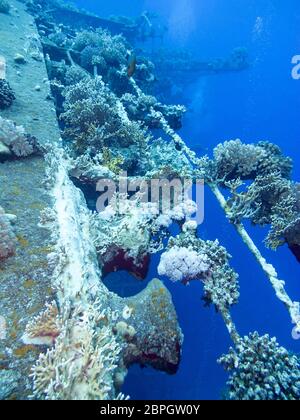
[0, 0, 60, 399]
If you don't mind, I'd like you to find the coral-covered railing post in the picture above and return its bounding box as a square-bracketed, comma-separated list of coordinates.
[144, 96, 300, 334]
[210, 182, 300, 330]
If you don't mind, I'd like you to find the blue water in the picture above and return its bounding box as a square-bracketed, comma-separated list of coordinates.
[75, 0, 300, 400]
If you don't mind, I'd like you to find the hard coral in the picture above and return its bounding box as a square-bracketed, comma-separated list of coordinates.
[212, 139, 292, 183]
[61, 77, 149, 173]
[0, 206, 16, 260]
[218, 332, 300, 400]
[72, 29, 127, 73]
[0, 79, 15, 109]
[266, 182, 300, 251]
[226, 172, 293, 225]
[31, 304, 123, 400]
[121, 92, 186, 130]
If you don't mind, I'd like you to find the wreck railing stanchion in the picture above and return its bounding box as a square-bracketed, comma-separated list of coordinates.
[219, 306, 241, 346]
[136, 93, 300, 333]
[209, 182, 300, 330]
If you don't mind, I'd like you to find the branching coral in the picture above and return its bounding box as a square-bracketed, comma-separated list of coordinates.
[265, 183, 300, 251]
[72, 29, 127, 74]
[0, 206, 16, 260]
[61, 77, 149, 173]
[218, 332, 300, 400]
[64, 65, 89, 86]
[121, 92, 186, 130]
[211, 139, 292, 183]
[222, 157, 300, 255]
[22, 301, 61, 346]
[0, 79, 15, 109]
[226, 172, 294, 225]
[31, 304, 123, 400]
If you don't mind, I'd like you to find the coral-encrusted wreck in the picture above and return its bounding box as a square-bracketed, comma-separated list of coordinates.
[1, 0, 300, 402]
[0, 0, 183, 400]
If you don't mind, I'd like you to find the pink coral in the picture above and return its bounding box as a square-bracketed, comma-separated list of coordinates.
[158, 246, 209, 283]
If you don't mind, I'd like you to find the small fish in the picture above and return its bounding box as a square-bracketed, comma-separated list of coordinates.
[127, 52, 137, 78]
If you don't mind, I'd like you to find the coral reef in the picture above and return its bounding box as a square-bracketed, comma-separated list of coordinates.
[61, 77, 149, 173]
[121, 92, 186, 130]
[26, 149, 183, 400]
[90, 194, 161, 268]
[90, 195, 197, 278]
[1, 0, 299, 401]
[72, 29, 127, 73]
[213, 140, 300, 260]
[218, 332, 300, 400]
[0, 79, 15, 109]
[0, 206, 16, 260]
[266, 183, 300, 253]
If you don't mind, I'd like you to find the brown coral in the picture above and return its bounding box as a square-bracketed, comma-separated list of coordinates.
[23, 302, 61, 346]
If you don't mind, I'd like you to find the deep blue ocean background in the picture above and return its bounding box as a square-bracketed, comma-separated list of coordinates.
[74, 0, 300, 400]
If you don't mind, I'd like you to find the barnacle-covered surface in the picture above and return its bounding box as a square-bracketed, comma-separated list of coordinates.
[111, 278, 183, 375]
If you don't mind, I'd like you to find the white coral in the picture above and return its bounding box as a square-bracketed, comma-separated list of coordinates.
[158, 246, 209, 282]
[10, 136, 34, 157]
[0, 116, 33, 157]
[0, 206, 16, 260]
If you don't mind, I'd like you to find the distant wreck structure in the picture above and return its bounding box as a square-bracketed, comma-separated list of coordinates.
[4, 0, 299, 404]
[26, 0, 249, 105]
